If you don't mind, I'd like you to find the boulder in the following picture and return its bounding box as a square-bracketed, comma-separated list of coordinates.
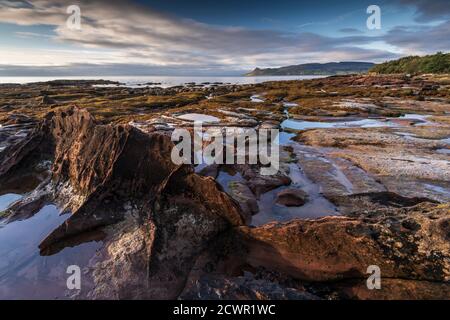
[276, 188, 308, 207]
[238, 165, 291, 197]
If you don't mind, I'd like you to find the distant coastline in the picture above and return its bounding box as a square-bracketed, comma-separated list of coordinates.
[245, 62, 375, 76]
[0, 75, 326, 87]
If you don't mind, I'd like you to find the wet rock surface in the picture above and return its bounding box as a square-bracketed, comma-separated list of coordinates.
[180, 273, 320, 300]
[237, 202, 450, 299]
[0, 74, 449, 299]
[275, 188, 309, 207]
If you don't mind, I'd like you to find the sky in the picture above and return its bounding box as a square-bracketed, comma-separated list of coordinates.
[0, 0, 449, 76]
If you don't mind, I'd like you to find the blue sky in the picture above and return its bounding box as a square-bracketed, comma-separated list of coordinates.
[0, 0, 449, 75]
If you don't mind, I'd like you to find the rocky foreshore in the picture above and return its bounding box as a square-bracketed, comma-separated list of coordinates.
[0, 74, 449, 300]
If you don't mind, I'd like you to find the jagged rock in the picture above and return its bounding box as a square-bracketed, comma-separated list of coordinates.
[49, 107, 179, 198]
[0, 123, 46, 178]
[90, 171, 245, 299]
[0, 106, 246, 299]
[275, 189, 308, 207]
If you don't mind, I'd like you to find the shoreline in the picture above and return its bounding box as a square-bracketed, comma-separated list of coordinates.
[0, 73, 449, 300]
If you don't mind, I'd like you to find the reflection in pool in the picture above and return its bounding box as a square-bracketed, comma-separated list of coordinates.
[281, 114, 435, 131]
[281, 118, 395, 131]
[252, 163, 339, 226]
[216, 170, 245, 194]
[0, 193, 22, 211]
[177, 113, 220, 123]
[279, 132, 296, 145]
[0, 204, 102, 299]
[250, 95, 264, 103]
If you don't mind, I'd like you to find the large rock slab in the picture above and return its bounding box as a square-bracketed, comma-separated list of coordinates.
[237, 202, 449, 298]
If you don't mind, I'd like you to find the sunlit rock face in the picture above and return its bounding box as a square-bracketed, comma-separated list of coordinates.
[0, 107, 246, 299]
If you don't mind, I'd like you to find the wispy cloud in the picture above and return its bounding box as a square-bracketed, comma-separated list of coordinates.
[339, 28, 364, 34]
[0, 0, 447, 75]
[383, 20, 450, 54]
[15, 31, 53, 38]
[398, 0, 450, 22]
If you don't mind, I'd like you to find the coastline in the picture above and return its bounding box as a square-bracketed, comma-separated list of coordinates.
[0, 73, 449, 300]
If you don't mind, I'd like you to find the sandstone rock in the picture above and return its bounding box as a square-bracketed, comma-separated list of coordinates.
[237, 202, 450, 293]
[90, 170, 245, 299]
[0, 123, 47, 178]
[34, 107, 188, 252]
[326, 278, 450, 300]
[275, 188, 308, 207]
[228, 181, 259, 220]
[328, 192, 437, 215]
[298, 127, 450, 202]
[247, 175, 292, 198]
[1, 74, 449, 300]
[241, 167, 291, 197]
[179, 273, 319, 300]
[0, 106, 247, 299]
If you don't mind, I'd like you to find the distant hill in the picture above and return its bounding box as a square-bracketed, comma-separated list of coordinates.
[245, 62, 375, 76]
[370, 52, 450, 75]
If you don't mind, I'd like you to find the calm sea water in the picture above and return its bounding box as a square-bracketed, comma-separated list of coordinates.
[0, 75, 325, 88]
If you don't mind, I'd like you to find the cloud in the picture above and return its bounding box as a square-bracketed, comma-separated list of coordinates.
[0, 0, 426, 74]
[397, 0, 450, 22]
[15, 31, 52, 38]
[0, 0, 32, 8]
[339, 28, 364, 34]
[383, 20, 450, 54]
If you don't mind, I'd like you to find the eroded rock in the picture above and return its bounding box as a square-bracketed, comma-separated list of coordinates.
[275, 189, 309, 207]
[237, 203, 449, 292]
[0, 106, 247, 299]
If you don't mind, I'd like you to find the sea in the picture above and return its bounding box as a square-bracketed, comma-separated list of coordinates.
[0, 75, 326, 88]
